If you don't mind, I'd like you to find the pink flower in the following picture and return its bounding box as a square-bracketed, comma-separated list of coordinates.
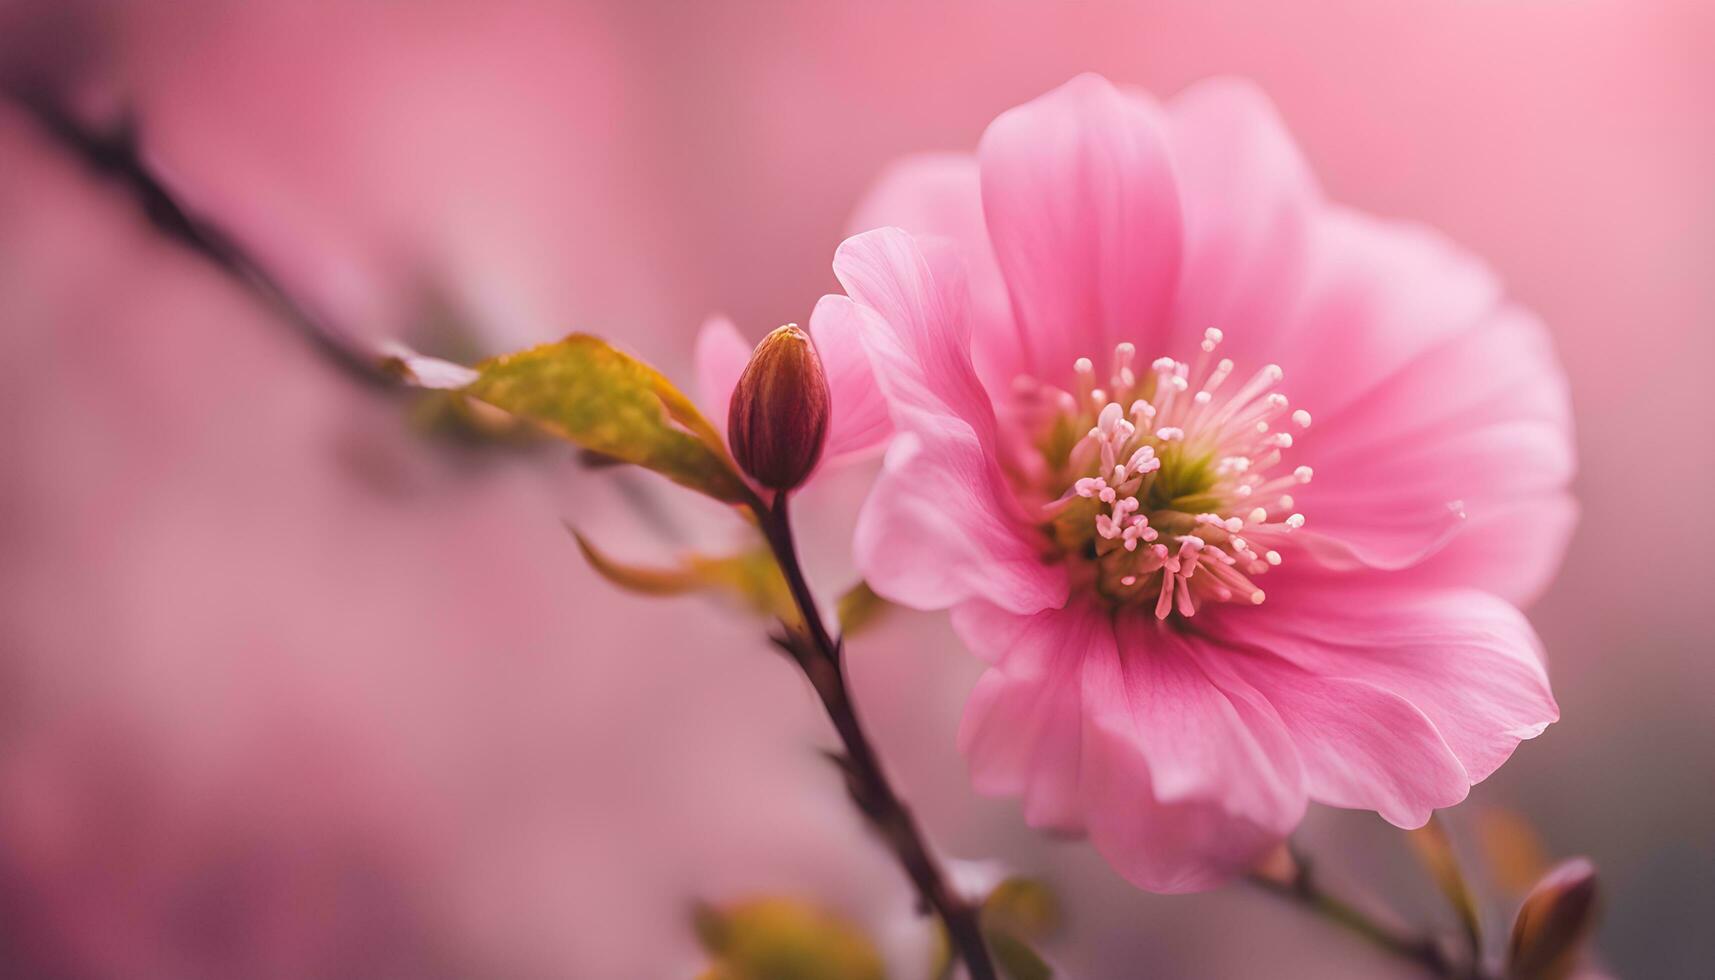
[836, 75, 1573, 892]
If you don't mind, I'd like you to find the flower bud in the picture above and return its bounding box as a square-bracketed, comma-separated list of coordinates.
[1507, 857, 1599, 980]
[728, 324, 830, 492]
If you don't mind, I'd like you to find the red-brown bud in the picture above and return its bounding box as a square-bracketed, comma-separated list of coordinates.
[728, 324, 830, 492]
[1507, 857, 1600, 980]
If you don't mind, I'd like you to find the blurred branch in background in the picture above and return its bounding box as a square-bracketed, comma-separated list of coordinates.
[1250, 830, 1603, 980]
[2, 81, 399, 389]
[1248, 843, 1466, 979]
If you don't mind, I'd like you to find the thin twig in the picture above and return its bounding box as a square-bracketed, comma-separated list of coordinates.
[756, 492, 998, 980]
[1420, 813, 1486, 972]
[1247, 844, 1471, 978]
[3, 84, 397, 388]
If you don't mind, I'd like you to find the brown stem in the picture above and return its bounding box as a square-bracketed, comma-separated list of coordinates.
[757, 492, 997, 980]
[1247, 844, 1489, 979]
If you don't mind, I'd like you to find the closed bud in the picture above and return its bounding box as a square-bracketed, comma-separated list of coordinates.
[728, 324, 830, 492]
[1507, 857, 1599, 980]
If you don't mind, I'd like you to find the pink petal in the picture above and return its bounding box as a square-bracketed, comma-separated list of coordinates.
[1079, 618, 1306, 893]
[1204, 580, 1559, 796]
[832, 228, 997, 447]
[1162, 83, 1545, 583]
[977, 73, 1183, 387]
[1294, 304, 1576, 585]
[1405, 493, 1578, 607]
[847, 153, 1020, 392]
[954, 601, 1096, 833]
[838, 229, 1065, 614]
[854, 430, 1066, 615]
[953, 601, 1308, 891]
[1265, 209, 1504, 425]
[1192, 639, 1470, 828]
[1162, 78, 1320, 365]
[806, 295, 893, 462]
[692, 315, 750, 440]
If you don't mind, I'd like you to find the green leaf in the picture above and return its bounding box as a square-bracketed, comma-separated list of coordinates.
[462, 333, 755, 504]
[572, 530, 799, 629]
[835, 581, 893, 638]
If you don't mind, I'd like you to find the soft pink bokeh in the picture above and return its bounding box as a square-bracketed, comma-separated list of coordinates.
[2, 1, 1711, 976]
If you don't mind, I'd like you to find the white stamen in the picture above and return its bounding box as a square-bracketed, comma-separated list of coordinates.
[1033, 334, 1314, 619]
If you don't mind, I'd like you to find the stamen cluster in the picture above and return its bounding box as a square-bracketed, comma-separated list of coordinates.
[1005, 329, 1313, 619]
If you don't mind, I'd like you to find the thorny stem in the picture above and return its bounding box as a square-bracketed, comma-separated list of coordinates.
[4, 85, 398, 388]
[756, 492, 998, 980]
[1247, 843, 1493, 979]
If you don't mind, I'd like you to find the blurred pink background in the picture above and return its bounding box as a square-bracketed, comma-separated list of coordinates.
[1, 1, 1711, 976]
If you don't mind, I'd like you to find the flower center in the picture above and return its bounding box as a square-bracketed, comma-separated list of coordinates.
[1001, 329, 1312, 620]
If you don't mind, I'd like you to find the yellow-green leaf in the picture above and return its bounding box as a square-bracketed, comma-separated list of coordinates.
[693, 897, 885, 980]
[988, 929, 1053, 980]
[835, 581, 893, 637]
[984, 877, 1062, 943]
[464, 334, 754, 504]
[572, 531, 799, 629]
[929, 877, 1063, 980]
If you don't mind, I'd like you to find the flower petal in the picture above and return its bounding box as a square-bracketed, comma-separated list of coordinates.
[846, 154, 1020, 390]
[954, 600, 1096, 833]
[1163, 78, 1319, 363]
[1191, 639, 1471, 828]
[1405, 493, 1578, 607]
[1266, 209, 1504, 425]
[1204, 581, 1559, 796]
[978, 73, 1183, 387]
[854, 430, 1066, 615]
[833, 228, 998, 446]
[839, 228, 1066, 614]
[1293, 304, 1576, 588]
[1079, 615, 1305, 893]
[954, 602, 1308, 891]
[692, 315, 750, 440]
[807, 295, 893, 462]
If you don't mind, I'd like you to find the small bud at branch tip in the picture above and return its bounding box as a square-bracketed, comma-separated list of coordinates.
[728, 324, 832, 493]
